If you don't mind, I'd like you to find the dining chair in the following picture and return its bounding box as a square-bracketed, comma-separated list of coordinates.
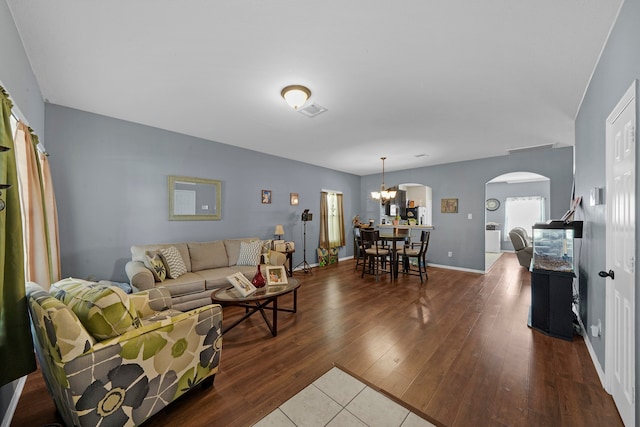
[361, 229, 391, 281]
[353, 227, 368, 270]
[401, 230, 430, 283]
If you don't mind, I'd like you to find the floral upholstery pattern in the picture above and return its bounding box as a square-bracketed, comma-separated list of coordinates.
[26, 279, 223, 427]
[50, 278, 142, 340]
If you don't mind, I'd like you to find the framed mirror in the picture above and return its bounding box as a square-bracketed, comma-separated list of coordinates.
[168, 175, 221, 220]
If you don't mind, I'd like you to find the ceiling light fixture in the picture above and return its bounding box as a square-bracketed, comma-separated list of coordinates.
[371, 157, 396, 202]
[281, 85, 311, 109]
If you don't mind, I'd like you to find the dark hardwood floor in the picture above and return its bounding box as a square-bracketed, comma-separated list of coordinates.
[12, 253, 623, 427]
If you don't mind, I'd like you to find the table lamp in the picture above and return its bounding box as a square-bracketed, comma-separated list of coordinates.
[274, 224, 285, 240]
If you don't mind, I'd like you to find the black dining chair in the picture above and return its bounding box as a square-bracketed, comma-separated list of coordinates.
[401, 230, 430, 283]
[353, 227, 368, 270]
[360, 229, 391, 281]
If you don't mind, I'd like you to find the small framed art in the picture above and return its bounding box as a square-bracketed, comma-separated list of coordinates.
[261, 190, 272, 204]
[441, 198, 458, 213]
[265, 265, 288, 286]
[290, 193, 299, 205]
[226, 272, 256, 297]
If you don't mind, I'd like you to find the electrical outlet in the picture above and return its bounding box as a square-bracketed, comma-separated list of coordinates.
[448, 251, 453, 257]
[468, 213, 472, 219]
[590, 319, 602, 337]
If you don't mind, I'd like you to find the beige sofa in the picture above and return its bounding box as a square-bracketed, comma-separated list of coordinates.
[125, 238, 285, 311]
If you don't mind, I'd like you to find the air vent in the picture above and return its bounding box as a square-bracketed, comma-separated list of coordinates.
[508, 144, 554, 155]
[298, 103, 328, 118]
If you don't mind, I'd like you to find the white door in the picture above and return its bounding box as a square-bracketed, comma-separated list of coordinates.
[605, 80, 636, 427]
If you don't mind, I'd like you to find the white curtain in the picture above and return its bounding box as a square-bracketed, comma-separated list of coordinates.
[14, 122, 60, 288]
[319, 192, 345, 248]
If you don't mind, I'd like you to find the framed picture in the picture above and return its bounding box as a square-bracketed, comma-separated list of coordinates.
[290, 193, 299, 205]
[265, 265, 288, 286]
[261, 189, 272, 204]
[226, 272, 256, 297]
[441, 198, 458, 213]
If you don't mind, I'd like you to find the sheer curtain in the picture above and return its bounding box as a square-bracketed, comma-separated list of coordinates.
[0, 87, 36, 387]
[39, 148, 61, 282]
[15, 122, 61, 287]
[319, 191, 345, 248]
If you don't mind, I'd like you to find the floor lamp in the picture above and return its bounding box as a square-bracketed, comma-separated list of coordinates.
[294, 209, 313, 274]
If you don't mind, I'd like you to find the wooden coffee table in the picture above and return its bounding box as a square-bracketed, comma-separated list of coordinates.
[211, 278, 300, 337]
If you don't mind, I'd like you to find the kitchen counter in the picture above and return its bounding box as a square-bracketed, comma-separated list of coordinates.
[377, 224, 434, 229]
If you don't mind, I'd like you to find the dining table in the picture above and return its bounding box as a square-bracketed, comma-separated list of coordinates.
[378, 232, 409, 279]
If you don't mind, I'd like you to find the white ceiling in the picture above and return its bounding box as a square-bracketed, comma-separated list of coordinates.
[6, 0, 623, 176]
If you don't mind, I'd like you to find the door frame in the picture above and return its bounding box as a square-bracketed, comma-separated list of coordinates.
[604, 80, 637, 426]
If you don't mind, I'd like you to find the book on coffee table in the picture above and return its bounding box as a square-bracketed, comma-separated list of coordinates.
[226, 272, 256, 297]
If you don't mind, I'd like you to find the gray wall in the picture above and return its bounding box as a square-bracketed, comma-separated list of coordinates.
[359, 147, 574, 271]
[574, 0, 639, 415]
[0, 1, 43, 136]
[0, 1, 45, 421]
[45, 104, 361, 282]
[485, 180, 551, 251]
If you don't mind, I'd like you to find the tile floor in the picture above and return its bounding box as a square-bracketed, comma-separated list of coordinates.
[253, 367, 437, 427]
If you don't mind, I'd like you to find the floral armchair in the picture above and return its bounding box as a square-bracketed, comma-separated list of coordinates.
[26, 278, 223, 427]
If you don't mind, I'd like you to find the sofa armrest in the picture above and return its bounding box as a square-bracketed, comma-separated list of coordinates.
[64, 304, 223, 426]
[93, 303, 223, 359]
[129, 287, 173, 318]
[126, 260, 155, 290]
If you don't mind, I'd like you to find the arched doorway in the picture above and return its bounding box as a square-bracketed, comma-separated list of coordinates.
[484, 172, 550, 271]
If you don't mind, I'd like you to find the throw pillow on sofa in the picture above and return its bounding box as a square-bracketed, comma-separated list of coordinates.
[159, 246, 188, 278]
[144, 251, 167, 282]
[237, 240, 263, 266]
[49, 278, 141, 341]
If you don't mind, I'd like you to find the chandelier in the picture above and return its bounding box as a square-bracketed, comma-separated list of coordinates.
[371, 157, 396, 202]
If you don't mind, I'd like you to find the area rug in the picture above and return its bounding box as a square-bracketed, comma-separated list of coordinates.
[253, 365, 441, 427]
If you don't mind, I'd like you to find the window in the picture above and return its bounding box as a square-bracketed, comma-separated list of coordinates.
[10, 113, 17, 134]
[504, 196, 545, 239]
[326, 193, 341, 246]
[320, 191, 345, 248]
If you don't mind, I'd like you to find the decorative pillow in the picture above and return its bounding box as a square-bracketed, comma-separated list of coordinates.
[143, 251, 167, 282]
[224, 238, 259, 266]
[261, 239, 272, 254]
[317, 247, 339, 267]
[159, 246, 188, 279]
[237, 240, 263, 266]
[49, 278, 141, 341]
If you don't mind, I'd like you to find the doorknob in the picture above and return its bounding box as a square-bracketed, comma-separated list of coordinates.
[598, 270, 615, 279]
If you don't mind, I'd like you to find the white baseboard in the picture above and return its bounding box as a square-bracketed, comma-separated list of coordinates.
[577, 315, 607, 389]
[427, 263, 484, 274]
[337, 256, 485, 274]
[1, 376, 26, 427]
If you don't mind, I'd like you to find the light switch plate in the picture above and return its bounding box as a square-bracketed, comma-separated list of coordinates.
[590, 187, 603, 206]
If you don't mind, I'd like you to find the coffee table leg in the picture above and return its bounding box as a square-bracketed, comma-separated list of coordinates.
[272, 298, 278, 336]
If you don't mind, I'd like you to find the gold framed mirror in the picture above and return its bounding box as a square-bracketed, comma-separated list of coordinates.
[168, 175, 221, 220]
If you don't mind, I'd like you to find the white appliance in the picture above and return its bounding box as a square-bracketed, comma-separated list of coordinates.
[416, 206, 427, 225]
